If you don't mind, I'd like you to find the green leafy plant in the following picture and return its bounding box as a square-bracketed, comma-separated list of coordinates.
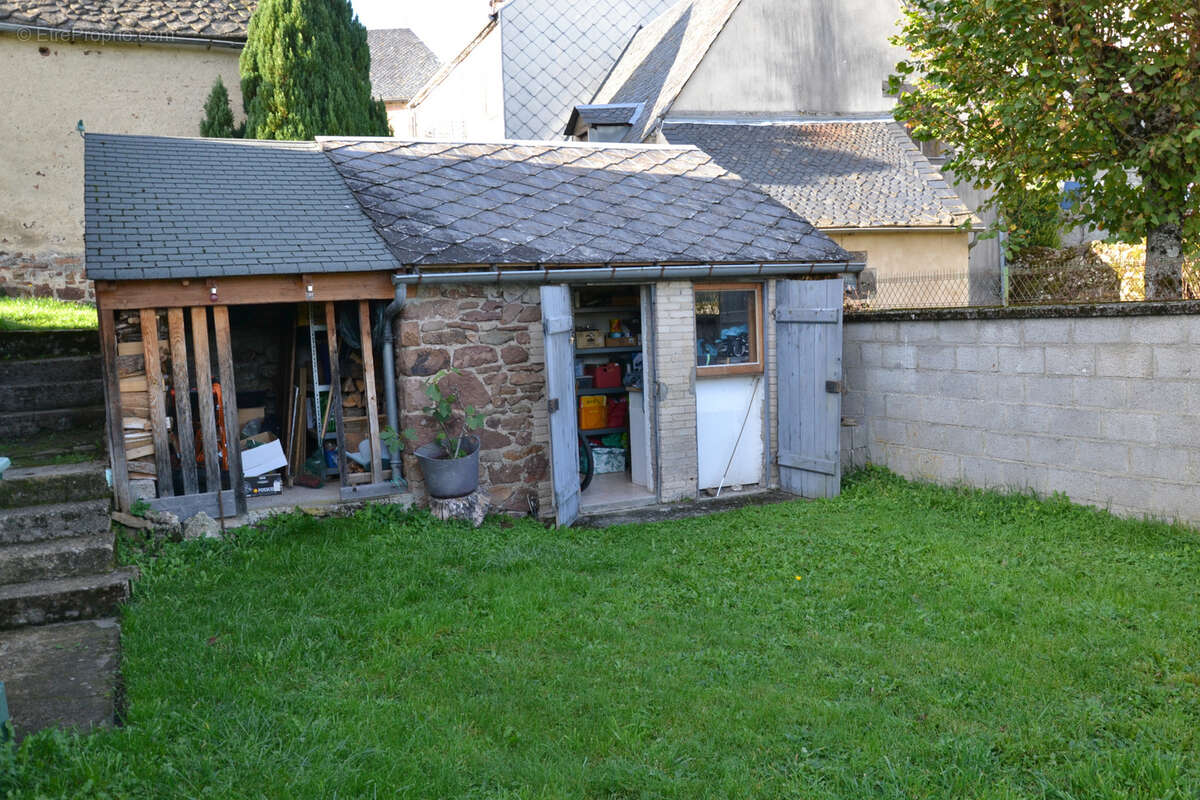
[381, 369, 485, 460]
[130, 497, 152, 518]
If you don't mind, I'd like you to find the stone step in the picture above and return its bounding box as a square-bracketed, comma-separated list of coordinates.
[0, 379, 104, 413]
[0, 462, 110, 509]
[0, 534, 114, 584]
[0, 330, 99, 360]
[0, 568, 135, 629]
[0, 498, 111, 544]
[0, 355, 101, 385]
[0, 404, 106, 439]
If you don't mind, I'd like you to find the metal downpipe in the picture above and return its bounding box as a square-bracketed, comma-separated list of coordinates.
[382, 276, 407, 485]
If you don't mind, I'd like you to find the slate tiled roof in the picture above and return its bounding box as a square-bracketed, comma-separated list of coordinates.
[84, 134, 397, 280]
[499, 0, 676, 140]
[320, 139, 848, 267]
[367, 28, 440, 103]
[663, 121, 978, 229]
[590, 0, 741, 143]
[0, 0, 254, 40]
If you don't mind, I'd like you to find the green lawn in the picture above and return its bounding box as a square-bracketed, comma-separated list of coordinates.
[7, 468, 1200, 798]
[0, 296, 97, 331]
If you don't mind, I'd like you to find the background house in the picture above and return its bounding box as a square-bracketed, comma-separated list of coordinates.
[366, 28, 442, 137]
[564, 0, 980, 303]
[0, 0, 253, 301]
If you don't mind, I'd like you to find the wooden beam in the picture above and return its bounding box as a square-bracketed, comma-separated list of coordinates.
[97, 300, 130, 512]
[167, 308, 198, 495]
[94, 272, 396, 311]
[212, 306, 246, 515]
[139, 309, 173, 498]
[325, 302, 348, 489]
[358, 300, 383, 484]
[149, 489, 237, 520]
[190, 307, 222, 495]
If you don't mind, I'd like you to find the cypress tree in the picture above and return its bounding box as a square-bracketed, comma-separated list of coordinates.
[239, 0, 390, 140]
[199, 76, 239, 138]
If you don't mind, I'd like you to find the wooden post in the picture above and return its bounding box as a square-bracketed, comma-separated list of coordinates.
[324, 302, 348, 488]
[167, 308, 198, 495]
[212, 306, 245, 514]
[358, 300, 384, 484]
[190, 307, 221, 495]
[140, 309, 173, 498]
[97, 300, 130, 511]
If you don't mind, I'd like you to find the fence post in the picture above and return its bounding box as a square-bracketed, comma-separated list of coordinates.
[1000, 228, 1010, 306]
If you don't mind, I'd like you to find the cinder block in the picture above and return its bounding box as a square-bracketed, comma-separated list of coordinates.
[1099, 411, 1156, 443]
[1095, 344, 1154, 378]
[1021, 318, 1072, 344]
[1128, 444, 1185, 478]
[1154, 415, 1200, 448]
[1129, 317, 1187, 345]
[1044, 345, 1094, 376]
[881, 343, 917, 369]
[859, 342, 883, 367]
[1074, 377, 1129, 410]
[981, 431, 1027, 461]
[1025, 435, 1076, 466]
[977, 321, 1022, 344]
[896, 323, 939, 343]
[955, 345, 998, 372]
[997, 346, 1045, 374]
[916, 345, 956, 371]
[935, 320, 978, 343]
[1072, 318, 1130, 344]
[938, 372, 982, 400]
[1024, 375, 1076, 407]
[1153, 347, 1196, 379]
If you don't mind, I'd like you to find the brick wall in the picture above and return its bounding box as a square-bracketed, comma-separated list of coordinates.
[652, 281, 699, 501]
[0, 251, 93, 302]
[843, 309, 1200, 526]
[396, 284, 552, 516]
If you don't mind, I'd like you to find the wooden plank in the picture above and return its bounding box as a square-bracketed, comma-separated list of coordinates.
[140, 309, 173, 498]
[339, 482, 401, 502]
[190, 307, 222, 496]
[282, 307, 297, 486]
[97, 301, 130, 511]
[148, 489, 237, 520]
[325, 302, 348, 488]
[118, 374, 148, 393]
[167, 308, 198, 495]
[127, 460, 157, 476]
[95, 272, 396, 311]
[212, 306, 245, 515]
[126, 444, 156, 460]
[117, 341, 143, 356]
[116, 354, 145, 377]
[123, 417, 151, 430]
[358, 300, 383, 484]
[775, 307, 839, 324]
[120, 392, 150, 415]
[540, 285, 579, 526]
[778, 451, 837, 475]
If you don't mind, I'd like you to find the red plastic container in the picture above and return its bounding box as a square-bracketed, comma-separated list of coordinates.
[594, 363, 622, 389]
[606, 397, 628, 428]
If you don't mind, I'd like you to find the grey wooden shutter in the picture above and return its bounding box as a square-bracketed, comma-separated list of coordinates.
[775, 278, 843, 498]
[540, 285, 580, 526]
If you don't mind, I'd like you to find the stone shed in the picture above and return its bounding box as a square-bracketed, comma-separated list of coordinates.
[85, 133, 860, 525]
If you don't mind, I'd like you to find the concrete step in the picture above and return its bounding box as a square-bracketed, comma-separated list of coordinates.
[0, 355, 101, 385]
[0, 379, 104, 412]
[0, 462, 110, 509]
[0, 330, 99, 360]
[0, 404, 106, 439]
[0, 534, 114, 584]
[0, 568, 135, 629]
[0, 498, 111, 544]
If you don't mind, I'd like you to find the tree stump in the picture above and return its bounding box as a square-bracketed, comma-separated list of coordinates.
[429, 489, 489, 528]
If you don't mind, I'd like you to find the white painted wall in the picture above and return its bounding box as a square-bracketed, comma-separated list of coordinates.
[395, 22, 503, 140]
[696, 374, 764, 489]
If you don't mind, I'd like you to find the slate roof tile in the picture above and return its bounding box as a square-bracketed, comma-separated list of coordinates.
[663, 121, 978, 229]
[367, 28, 439, 102]
[0, 0, 254, 39]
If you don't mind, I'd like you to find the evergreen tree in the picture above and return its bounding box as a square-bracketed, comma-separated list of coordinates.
[239, 0, 390, 141]
[200, 76, 239, 138]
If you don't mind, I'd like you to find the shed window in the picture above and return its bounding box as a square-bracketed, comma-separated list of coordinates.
[694, 283, 763, 376]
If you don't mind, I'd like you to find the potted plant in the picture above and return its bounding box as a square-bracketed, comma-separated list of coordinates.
[382, 368, 485, 499]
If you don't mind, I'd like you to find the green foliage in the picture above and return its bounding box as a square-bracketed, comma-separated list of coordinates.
[129, 497, 151, 518]
[239, 0, 390, 140]
[8, 469, 1200, 797]
[384, 368, 485, 459]
[892, 2, 1198, 252]
[1002, 181, 1064, 255]
[0, 296, 97, 331]
[198, 76, 241, 138]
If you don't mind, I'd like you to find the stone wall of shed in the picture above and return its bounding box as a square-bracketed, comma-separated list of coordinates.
[397, 284, 552, 517]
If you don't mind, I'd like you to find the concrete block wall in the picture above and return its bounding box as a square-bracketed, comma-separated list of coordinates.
[843, 310, 1200, 526]
[653, 281, 699, 501]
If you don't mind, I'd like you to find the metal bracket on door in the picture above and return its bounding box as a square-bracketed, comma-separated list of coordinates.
[825, 380, 844, 394]
[548, 398, 560, 414]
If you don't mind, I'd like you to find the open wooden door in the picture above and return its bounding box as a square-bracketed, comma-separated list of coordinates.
[541, 285, 580, 526]
[776, 278, 843, 498]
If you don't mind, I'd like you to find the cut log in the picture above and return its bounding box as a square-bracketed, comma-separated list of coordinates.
[342, 377, 357, 393]
[126, 444, 155, 460]
[355, 378, 366, 392]
[119, 373, 148, 393]
[123, 417, 151, 430]
[127, 460, 157, 476]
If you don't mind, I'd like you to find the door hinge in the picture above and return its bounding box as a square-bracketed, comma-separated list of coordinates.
[548, 398, 560, 414]
[825, 380, 844, 394]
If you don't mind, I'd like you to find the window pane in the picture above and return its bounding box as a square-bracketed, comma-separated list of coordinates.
[696, 289, 756, 367]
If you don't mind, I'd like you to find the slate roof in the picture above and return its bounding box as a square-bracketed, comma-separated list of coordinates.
[84, 134, 397, 280]
[565, 102, 645, 133]
[0, 0, 254, 40]
[320, 139, 849, 267]
[662, 121, 978, 229]
[367, 28, 440, 103]
[589, 0, 742, 143]
[499, 0, 676, 140]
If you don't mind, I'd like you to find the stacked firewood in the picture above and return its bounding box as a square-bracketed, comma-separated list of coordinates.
[114, 311, 167, 484]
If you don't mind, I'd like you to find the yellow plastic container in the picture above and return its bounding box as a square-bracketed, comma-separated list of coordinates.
[579, 395, 607, 430]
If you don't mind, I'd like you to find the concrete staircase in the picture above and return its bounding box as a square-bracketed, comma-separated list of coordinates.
[0, 354, 105, 440]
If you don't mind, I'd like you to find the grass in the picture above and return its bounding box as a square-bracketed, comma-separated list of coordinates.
[0, 296, 97, 331]
[6, 468, 1200, 798]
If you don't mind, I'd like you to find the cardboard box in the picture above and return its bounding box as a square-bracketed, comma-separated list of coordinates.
[241, 439, 288, 477]
[577, 330, 605, 349]
[238, 406, 265, 429]
[243, 474, 282, 497]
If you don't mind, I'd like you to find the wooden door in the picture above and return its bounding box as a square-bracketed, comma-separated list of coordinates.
[541, 285, 579, 526]
[776, 279, 843, 498]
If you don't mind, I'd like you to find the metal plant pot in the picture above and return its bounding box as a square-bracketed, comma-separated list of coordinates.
[414, 435, 480, 498]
